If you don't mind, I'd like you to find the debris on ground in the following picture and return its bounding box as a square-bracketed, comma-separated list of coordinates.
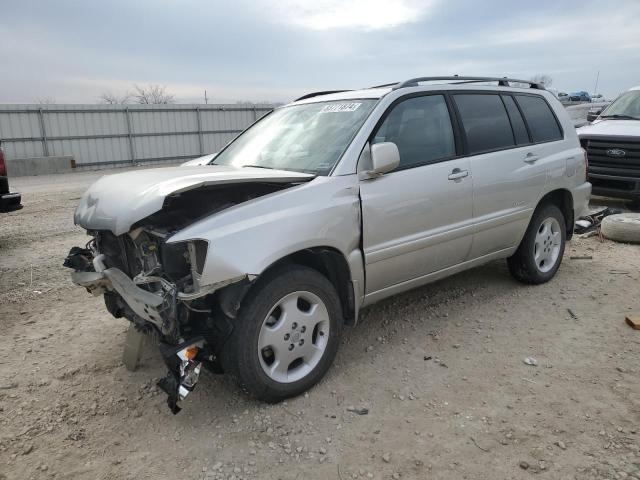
[347, 406, 369, 415]
[570, 255, 593, 260]
[523, 357, 539, 366]
[625, 315, 640, 330]
[574, 207, 623, 234]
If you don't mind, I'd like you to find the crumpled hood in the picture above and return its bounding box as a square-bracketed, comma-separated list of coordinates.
[577, 119, 640, 138]
[74, 165, 314, 235]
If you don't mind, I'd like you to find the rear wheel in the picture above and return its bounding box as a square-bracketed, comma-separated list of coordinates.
[222, 265, 342, 402]
[508, 203, 566, 284]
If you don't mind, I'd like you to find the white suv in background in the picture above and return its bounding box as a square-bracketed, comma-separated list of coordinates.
[66, 76, 591, 413]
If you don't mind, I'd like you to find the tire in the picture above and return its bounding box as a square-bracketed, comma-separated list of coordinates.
[601, 213, 640, 244]
[508, 203, 566, 284]
[221, 265, 342, 402]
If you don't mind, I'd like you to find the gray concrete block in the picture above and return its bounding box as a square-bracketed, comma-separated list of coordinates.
[6, 155, 76, 176]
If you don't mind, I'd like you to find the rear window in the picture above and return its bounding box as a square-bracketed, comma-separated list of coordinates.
[453, 94, 514, 154]
[501, 95, 530, 145]
[515, 95, 563, 143]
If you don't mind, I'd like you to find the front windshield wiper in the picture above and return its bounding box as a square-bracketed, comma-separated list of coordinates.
[241, 164, 276, 170]
[600, 114, 640, 120]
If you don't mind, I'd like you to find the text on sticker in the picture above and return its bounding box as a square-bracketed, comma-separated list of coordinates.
[320, 103, 362, 113]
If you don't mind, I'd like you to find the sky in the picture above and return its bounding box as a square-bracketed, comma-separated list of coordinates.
[1, 0, 639, 104]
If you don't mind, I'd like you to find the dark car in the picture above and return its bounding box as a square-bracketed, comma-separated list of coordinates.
[0, 141, 22, 212]
[569, 91, 591, 102]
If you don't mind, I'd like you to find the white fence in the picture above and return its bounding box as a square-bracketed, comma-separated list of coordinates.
[0, 104, 274, 168]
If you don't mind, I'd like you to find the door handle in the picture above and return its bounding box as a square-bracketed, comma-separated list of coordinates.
[524, 153, 540, 164]
[448, 168, 469, 180]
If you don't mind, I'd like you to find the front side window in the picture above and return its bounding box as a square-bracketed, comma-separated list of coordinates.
[372, 95, 455, 169]
[515, 95, 563, 143]
[453, 94, 515, 154]
[600, 90, 640, 120]
[212, 99, 377, 175]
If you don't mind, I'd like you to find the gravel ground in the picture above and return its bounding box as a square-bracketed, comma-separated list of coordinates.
[1, 171, 639, 480]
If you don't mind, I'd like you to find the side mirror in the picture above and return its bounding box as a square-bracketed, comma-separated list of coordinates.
[363, 142, 400, 178]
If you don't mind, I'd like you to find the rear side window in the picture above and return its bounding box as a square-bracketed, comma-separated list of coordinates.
[453, 94, 514, 154]
[372, 95, 456, 169]
[515, 95, 563, 143]
[501, 95, 530, 145]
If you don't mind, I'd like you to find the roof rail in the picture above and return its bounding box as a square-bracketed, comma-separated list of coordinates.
[294, 90, 353, 102]
[392, 76, 545, 90]
[368, 82, 400, 89]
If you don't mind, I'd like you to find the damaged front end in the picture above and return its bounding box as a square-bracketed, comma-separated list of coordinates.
[64, 229, 222, 413]
[64, 173, 308, 413]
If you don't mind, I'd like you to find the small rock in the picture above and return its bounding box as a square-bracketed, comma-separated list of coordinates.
[519, 461, 530, 470]
[382, 453, 391, 463]
[523, 357, 538, 367]
[555, 441, 567, 450]
[22, 444, 34, 455]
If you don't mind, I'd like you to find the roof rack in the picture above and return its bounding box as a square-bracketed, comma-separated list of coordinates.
[294, 90, 353, 102]
[369, 82, 399, 89]
[392, 76, 545, 90]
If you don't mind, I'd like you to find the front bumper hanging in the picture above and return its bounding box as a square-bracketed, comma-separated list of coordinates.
[157, 338, 205, 414]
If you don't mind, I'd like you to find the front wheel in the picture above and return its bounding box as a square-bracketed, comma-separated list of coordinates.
[222, 265, 342, 402]
[508, 203, 566, 284]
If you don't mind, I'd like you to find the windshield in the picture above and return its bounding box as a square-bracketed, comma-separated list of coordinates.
[600, 91, 640, 119]
[212, 99, 377, 175]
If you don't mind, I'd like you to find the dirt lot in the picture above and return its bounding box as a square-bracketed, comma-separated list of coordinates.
[1, 170, 639, 480]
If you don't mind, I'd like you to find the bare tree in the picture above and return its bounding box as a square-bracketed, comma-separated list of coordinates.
[132, 84, 175, 104]
[34, 97, 57, 104]
[98, 92, 131, 104]
[530, 74, 553, 88]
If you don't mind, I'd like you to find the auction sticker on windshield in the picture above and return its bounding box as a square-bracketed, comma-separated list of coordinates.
[320, 103, 362, 113]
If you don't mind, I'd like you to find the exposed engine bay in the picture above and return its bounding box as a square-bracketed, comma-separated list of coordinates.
[64, 181, 298, 413]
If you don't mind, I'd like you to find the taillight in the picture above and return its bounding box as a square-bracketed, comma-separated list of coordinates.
[0, 145, 6, 177]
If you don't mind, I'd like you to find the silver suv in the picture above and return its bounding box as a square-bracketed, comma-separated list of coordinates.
[65, 76, 591, 413]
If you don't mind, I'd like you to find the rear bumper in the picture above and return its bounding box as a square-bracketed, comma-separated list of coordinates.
[589, 173, 640, 200]
[0, 192, 22, 212]
[572, 182, 592, 219]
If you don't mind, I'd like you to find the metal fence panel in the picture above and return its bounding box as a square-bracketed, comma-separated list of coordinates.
[0, 103, 274, 168]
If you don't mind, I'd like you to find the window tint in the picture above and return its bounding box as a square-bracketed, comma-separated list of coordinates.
[453, 94, 515, 153]
[372, 95, 455, 169]
[515, 95, 563, 143]
[501, 95, 530, 145]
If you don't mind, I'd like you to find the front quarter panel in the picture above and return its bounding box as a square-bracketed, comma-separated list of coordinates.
[167, 176, 363, 290]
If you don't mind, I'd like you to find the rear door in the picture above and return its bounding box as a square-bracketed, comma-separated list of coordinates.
[359, 94, 474, 296]
[452, 92, 550, 258]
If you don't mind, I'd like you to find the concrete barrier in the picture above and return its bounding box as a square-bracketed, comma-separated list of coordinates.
[6, 155, 76, 177]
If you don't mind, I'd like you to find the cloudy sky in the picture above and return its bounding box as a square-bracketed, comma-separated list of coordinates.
[1, 0, 639, 104]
